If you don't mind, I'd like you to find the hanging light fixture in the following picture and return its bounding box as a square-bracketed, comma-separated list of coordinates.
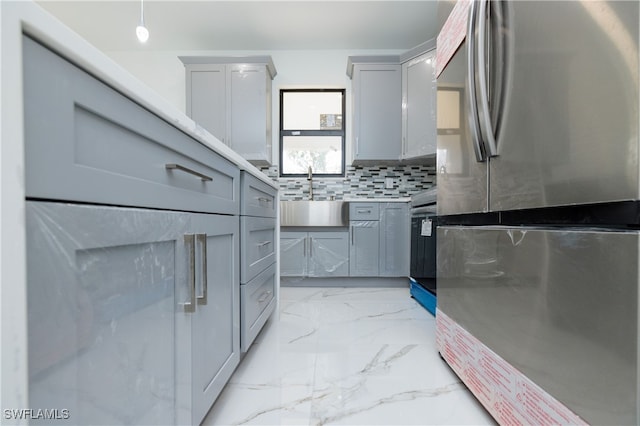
[136, 0, 149, 43]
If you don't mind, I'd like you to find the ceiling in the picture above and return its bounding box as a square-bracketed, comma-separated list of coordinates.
[36, 0, 439, 52]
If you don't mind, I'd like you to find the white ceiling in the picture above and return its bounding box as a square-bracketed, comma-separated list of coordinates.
[36, 0, 439, 52]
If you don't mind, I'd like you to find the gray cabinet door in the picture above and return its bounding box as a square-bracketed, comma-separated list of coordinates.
[379, 203, 410, 276]
[309, 232, 349, 277]
[186, 64, 227, 144]
[26, 202, 187, 425]
[190, 214, 240, 425]
[402, 51, 436, 159]
[352, 64, 402, 163]
[240, 217, 276, 284]
[349, 221, 380, 277]
[280, 231, 308, 277]
[229, 65, 271, 164]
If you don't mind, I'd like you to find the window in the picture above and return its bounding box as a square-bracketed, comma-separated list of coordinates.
[280, 89, 345, 177]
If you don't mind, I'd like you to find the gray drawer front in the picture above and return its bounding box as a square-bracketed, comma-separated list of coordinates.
[241, 172, 277, 218]
[349, 203, 379, 221]
[240, 217, 276, 283]
[241, 263, 276, 351]
[23, 36, 239, 215]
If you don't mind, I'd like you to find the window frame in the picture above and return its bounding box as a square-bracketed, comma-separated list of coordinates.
[279, 88, 346, 178]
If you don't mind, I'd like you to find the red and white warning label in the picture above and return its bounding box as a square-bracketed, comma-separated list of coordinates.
[436, 0, 471, 78]
[436, 309, 588, 426]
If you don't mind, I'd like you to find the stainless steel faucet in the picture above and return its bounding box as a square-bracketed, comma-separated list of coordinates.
[307, 166, 314, 201]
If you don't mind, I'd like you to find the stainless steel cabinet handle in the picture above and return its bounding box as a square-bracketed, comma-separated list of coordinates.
[351, 226, 354, 245]
[357, 209, 372, 214]
[257, 197, 272, 204]
[476, 0, 498, 157]
[184, 234, 196, 313]
[466, 0, 486, 163]
[197, 233, 208, 306]
[165, 163, 213, 182]
[309, 236, 313, 257]
[303, 237, 307, 257]
[258, 290, 272, 303]
[257, 240, 272, 247]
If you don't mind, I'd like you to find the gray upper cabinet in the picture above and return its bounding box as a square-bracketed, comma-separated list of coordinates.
[379, 202, 410, 277]
[402, 50, 437, 160]
[181, 57, 277, 166]
[187, 64, 226, 142]
[348, 58, 402, 164]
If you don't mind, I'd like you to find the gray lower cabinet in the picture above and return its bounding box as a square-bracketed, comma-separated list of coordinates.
[26, 202, 239, 425]
[239, 171, 277, 352]
[240, 264, 276, 351]
[23, 35, 240, 216]
[23, 31, 247, 426]
[348, 202, 409, 277]
[349, 221, 380, 276]
[188, 214, 240, 425]
[379, 203, 410, 276]
[280, 231, 349, 277]
[281, 231, 308, 276]
[240, 217, 276, 284]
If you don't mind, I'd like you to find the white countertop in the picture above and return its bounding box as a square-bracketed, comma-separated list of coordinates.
[2, 1, 277, 190]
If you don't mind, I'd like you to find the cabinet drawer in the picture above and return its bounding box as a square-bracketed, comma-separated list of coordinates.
[241, 263, 276, 351]
[240, 217, 276, 283]
[349, 203, 379, 221]
[23, 35, 239, 215]
[241, 172, 277, 218]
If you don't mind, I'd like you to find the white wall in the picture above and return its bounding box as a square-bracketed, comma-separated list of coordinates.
[105, 48, 403, 165]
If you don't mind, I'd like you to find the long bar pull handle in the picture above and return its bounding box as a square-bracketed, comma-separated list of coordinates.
[476, 0, 498, 157]
[166, 163, 213, 182]
[257, 241, 272, 248]
[490, 0, 509, 147]
[184, 234, 196, 313]
[351, 226, 354, 245]
[197, 233, 208, 305]
[309, 236, 313, 257]
[256, 197, 272, 204]
[466, 0, 486, 163]
[303, 237, 307, 257]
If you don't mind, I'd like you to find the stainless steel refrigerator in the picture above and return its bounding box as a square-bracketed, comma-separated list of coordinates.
[436, 1, 640, 424]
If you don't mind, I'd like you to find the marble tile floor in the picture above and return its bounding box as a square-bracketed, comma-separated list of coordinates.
[202, 286, 496, 426]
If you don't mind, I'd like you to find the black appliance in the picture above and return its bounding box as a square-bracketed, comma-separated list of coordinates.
[409, 188, 437, 314]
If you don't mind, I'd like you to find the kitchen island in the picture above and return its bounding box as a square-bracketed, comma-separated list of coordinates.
[1, 2, 278, 424]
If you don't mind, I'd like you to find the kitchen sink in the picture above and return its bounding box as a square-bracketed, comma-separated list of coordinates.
[280, 200, 349, 226]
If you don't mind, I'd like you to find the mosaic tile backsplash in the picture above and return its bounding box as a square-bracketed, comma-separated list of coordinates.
[260, 165, 436, 200]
